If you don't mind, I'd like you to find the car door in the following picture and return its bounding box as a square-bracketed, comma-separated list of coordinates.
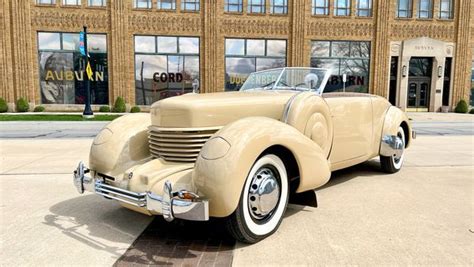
[324, 94, 373, 168]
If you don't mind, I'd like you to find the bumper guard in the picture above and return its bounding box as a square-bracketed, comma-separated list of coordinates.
[73, 162, 209, 222]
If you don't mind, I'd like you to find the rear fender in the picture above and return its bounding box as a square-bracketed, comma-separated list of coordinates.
[381, 107, 412, 149]
[192, 116, 331, 217]
[284, 92, 333, 158]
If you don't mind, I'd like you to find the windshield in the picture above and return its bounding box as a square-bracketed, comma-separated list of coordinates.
[240, 67, 330, 94]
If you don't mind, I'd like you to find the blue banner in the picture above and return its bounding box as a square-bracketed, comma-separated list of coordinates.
[79, 31, 86, 56]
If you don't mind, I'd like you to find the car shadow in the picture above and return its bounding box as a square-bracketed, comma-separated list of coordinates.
[283, 160, 383, 218]
[44, 194, 234, 266]
[317, 159, 382, 191]
[43, 194, 152, 258]
[45, 159, 383, 264]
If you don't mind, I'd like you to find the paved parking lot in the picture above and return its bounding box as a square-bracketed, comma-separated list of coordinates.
[0, 113, 473, 266]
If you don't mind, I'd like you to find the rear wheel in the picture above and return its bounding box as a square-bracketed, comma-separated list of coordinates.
[226, 154, 289, 243]
[380, 126, 405, 173]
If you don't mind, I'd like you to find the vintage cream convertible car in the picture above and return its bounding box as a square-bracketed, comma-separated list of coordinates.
[74, 67, 414, 243]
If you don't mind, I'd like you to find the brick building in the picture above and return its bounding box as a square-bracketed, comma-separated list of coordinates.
[1, 0, 473, 112]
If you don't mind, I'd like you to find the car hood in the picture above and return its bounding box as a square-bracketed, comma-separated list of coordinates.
[150, 90, 297, 128]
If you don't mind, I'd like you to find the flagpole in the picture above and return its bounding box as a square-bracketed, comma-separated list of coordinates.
[82, 25, 94, 118]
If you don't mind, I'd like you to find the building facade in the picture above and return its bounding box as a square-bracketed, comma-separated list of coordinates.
[1, 0, 473, 112]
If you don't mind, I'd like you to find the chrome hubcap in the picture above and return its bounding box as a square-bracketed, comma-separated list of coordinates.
[248, 166, 280, 220]
[394, 132, 405, 163]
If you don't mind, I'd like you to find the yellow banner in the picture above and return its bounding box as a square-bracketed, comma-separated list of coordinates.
[86, 62, 93, 80]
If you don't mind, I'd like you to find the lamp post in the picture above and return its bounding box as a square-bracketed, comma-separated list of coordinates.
[82, 26, 94, 118]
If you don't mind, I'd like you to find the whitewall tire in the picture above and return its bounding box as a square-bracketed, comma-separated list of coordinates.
[226, 154, 289, 243]
[380, 126, 406, 173]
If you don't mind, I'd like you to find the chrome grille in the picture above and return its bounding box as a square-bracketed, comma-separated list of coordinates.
[148, 126, 220, 162]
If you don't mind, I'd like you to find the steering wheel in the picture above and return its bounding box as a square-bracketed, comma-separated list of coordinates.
[277, 80, 290, 87]
[294, 83, 309, 89]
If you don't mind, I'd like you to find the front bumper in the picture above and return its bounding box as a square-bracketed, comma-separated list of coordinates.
[73, 162, 209, 222]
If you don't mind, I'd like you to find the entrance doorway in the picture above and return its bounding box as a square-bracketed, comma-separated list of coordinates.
[407, 57, 432, 111]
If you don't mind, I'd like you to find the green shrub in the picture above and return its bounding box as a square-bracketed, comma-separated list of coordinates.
[33, 106, 45, 112]
[99, 105, 111, 112]
[469, 108, 474, 114]
[454, 99, 468, 113]
[16, 97, 29, 112]
[0, 97, 7, 113]
[130, 106, 141, 113]
[112, 97, 126, 113]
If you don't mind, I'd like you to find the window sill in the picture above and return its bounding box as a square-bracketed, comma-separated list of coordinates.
[331, 15, 353, 19]
[223, 11, 244, 15]
[85, 6, 107, 10]
[394, 17, 414, 21]
[436, 18, 454, 22]
[131, 7, 153, 11]
[156, 8, 177, 12]
[61, 5, 82, 8]
[416, 18, 434, 21]
[34, 4, 57, 8]
[179, 10, 200, 14]
[269, 13, 288, 17]
[311, 14, 330, 18]
[354, 16, 373, 19]
[247, 12, 266, 16]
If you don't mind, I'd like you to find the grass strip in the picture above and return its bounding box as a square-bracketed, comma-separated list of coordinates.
[0, 114, 122, 121]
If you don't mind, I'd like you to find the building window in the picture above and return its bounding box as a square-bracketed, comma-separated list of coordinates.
[397, 0, 412, 18]
[134, 36, 199, 105]
[389, 56, 399, 105]
[439, 0, 453, 19]
[356, 0, 372, 17]
[312, 0, 329, 15]
[270, 0, 288, 14]
[157, 0, 176, 10]
[443, 58, 452, 106]
[225, 0, 243, 12]
[311, 41, 371, 93]
[181, 0, 199, 11]
[248, 0, 265, 13]
[63, 0, 80, 5]
[88, 0, 106, 7]
[334, 0, 350, 16]
[37, 32, 108, 105]
[225, 38, 286, 91]
[417, 0, 432, 18]
[134, 0, 151, 8]
[37, 0, 55, 4]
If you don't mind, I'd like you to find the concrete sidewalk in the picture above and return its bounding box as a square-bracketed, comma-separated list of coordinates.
[233, 135, 474, 266]
[0, 139, 152, 266]
[0, 114, 473, 266]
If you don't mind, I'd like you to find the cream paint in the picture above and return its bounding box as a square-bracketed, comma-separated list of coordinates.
[326, 96, 373, 165]
[193, 116, 331, 217]
[88, 90, 412, 218]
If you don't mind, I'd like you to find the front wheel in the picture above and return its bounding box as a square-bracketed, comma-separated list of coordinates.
[226, 154, 289, 243]
[380, 126, 406, 173]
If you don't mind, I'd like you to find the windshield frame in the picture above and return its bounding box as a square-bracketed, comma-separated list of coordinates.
[239, 67, 331, 94]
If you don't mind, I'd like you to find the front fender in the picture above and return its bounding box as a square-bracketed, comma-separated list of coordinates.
[192, 116, 331, 217]
[89, 113, 151, 177]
